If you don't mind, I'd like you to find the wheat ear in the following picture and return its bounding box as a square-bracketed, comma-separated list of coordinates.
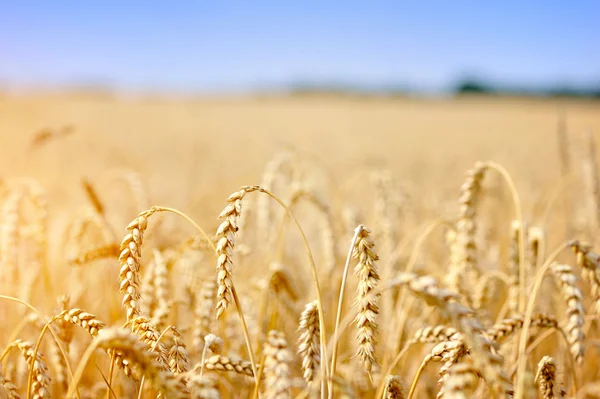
[438, 358, 480, 399]
[263, 330, 293, 399]
[189, 374, 220, 399]
[486, 314, 559, 344]
[150, 249, 170, 329]
[570, 240, 600, 314]
[298, 300, 320, 383]
[119, 209, 156, 320]
[446, 162, 487, 298]
[352, 225, 381, 375]
[507, 220, 524, 313]
[167, 326, 189, 374]
[215, 186, 260, 319]
[68, 327, 187, 399]
[550, 263, 585, 365]
[194, 280, 217, 354]
[535, 356, 564, 399]
[382, 375, 406, 398]
[203, 355, 254, 376]
[0, 367, 20, 399]
[9, 340, 51, 399]
[398, 273, 512, 397]
[68, 243, 120, 266]
[129, 315, 170, 370]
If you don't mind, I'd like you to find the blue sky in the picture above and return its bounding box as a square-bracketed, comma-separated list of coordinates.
[1, 2, 599, 93]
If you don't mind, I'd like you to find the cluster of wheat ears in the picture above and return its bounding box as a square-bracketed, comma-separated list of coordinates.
[2, 133, 600, 399]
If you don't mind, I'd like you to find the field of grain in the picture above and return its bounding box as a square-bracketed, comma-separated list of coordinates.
[1, 92, 600, 398]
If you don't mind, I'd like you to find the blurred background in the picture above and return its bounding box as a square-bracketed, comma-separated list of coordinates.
[1, 1, 599, 223]
[2, 2, 599, 96]
[2, 5, 600, 398]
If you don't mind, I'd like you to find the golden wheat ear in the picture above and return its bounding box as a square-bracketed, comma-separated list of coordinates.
[352, 225, 381, 375]
[535, 356, 565, 399]
[550, 263, 585, 365]
[262, 330, 293, 399]
[298, 300, 320, 384]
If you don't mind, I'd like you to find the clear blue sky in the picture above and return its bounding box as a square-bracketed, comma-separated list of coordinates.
[1, 2, 599, 93]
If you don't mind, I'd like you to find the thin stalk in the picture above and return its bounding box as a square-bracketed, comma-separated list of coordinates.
[407, 355, 432, 399]
[391, 220, 449, 357]
[105, 354, 116, 399]
[329, 225, 364, 399]
[484, 162, 526, 313]
[253, 187, 330, 395]
[514, 241, 570, 399]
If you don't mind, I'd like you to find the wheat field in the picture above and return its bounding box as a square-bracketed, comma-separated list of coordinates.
[1, 92, 600, 398]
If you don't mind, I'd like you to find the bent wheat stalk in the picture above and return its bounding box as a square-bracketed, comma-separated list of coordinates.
[216, 185, 330, 393]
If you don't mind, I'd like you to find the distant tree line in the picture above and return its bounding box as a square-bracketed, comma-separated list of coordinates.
[285, 79, 600, 99]
[454, 78, 600, 98]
